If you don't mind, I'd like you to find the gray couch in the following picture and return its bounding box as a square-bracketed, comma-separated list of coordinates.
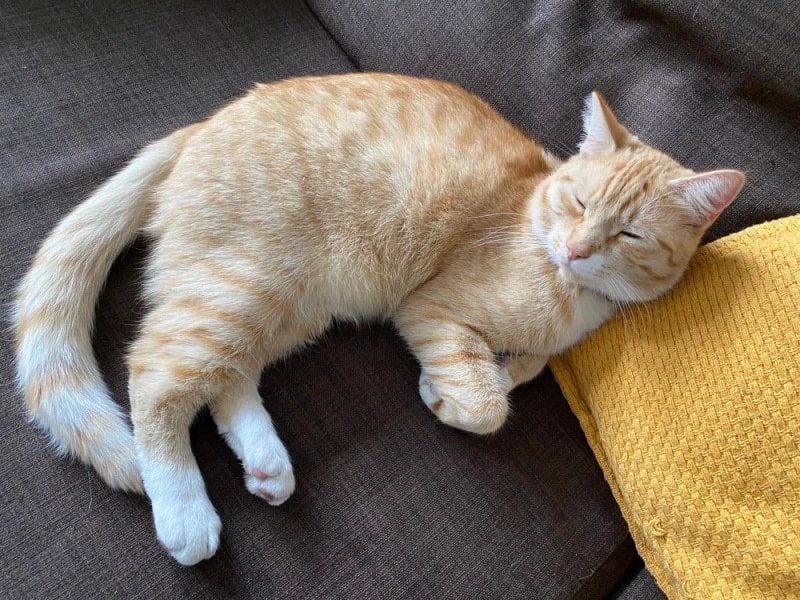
[2, 1, 797, 598]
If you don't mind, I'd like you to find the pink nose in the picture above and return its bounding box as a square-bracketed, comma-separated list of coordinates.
[567, 242, 591, 261]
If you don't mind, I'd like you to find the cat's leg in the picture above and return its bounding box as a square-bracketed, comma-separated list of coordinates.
[209, 377, 295, 506]
[128, 366, 220, 564]
[128, 301, 258, 566]
[503, 354, 549, 388]
[208, 320, 330, 506]
[394, 312, 511, 434]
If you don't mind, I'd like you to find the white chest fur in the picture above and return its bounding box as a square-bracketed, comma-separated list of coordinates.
[558, 289, 616, 354]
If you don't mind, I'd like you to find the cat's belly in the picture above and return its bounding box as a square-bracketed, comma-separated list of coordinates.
[309, 259, 430, 325]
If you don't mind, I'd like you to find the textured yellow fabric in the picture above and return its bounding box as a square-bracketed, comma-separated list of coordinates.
[550, 215, 800, 599]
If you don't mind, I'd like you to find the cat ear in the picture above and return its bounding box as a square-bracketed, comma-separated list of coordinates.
[579, 91, 631, 155]
[669, 169, 746, 229]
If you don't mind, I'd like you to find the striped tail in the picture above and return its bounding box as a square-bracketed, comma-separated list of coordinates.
[13, 127, 193, 492]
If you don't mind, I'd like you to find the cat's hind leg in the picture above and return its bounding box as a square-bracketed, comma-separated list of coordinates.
[210, 377, 295, 506]
[128, 360, 220, 563]
[208, 321, 331, 505]
[128, 300, 267, 565]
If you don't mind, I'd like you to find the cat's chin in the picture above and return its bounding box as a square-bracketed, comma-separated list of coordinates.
[557, 265, 636, 303]
[554, 265, 621, 307]
[551, 251, 591, 281]
[557, 260, 661, 304]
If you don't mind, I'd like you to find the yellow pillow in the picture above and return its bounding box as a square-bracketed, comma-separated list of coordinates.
[549, 215, 800, 599]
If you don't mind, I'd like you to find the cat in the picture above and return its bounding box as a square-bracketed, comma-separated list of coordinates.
[13, 73, 744, 565]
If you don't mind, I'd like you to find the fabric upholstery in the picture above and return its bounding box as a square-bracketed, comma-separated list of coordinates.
[615, 567, 668, 600]
[551, 216, 800, 598]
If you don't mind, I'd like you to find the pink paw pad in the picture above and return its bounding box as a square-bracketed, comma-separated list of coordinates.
[252, 468, 270, 480]
[242, 457, 294, 506]
[247, 467, 275, 500]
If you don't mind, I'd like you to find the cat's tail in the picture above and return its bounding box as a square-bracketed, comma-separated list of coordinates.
[13, 126, 195, 493]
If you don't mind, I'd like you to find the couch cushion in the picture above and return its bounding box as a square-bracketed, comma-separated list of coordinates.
[308, 0, 800, 240]
[2, 1, 633, 598]
[614, 566, 667, 600]
[551, 216, 800, 598]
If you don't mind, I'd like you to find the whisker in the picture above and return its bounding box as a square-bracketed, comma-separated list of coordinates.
[468, 212, 522, 219]
[470, 226, 538, 249]
[476, 233, 539, 248]
[474, 225, 519, 236]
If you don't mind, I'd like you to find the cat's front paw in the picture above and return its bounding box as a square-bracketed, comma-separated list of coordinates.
[152, 495, 222, 566]
[418, 369, 509, 435]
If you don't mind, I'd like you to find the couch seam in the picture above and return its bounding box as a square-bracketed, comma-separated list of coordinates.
[302, 0, 361, 71]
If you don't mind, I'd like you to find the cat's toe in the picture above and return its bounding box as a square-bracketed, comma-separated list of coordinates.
[436, 397, 508, 434]
[153, 496, 221, 565]
[246, 466, 295, 506]
[243, 447, 295, 506]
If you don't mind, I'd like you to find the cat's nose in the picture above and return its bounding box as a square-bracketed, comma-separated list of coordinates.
[567, 241, 591, 261]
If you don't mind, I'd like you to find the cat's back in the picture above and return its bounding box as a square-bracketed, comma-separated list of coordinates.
[154, 73, 550, 248]
[245, 72, 522, 156]
[149, 74, 552, 316]
[183, 73, 548, 214]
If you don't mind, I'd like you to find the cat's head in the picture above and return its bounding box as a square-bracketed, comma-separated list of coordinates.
[533, 91, 745, 303]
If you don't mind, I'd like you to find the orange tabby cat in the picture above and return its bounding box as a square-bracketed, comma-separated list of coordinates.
[13, 73, 744, 565]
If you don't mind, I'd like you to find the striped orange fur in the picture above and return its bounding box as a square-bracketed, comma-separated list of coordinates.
[13, 74, 744, 564]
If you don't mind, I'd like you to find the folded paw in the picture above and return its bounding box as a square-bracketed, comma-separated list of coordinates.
[418, 369, 509, 435]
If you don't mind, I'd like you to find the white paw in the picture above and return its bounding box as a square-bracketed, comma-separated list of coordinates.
[213, 394, 296, 506]
[243, 445, 295, 506]
[152, 494, 222, 566]
[140, 460, 221, 565]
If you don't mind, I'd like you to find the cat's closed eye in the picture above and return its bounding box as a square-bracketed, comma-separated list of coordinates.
[618, 230, 642, 240]
[574, 197, 585, 211]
